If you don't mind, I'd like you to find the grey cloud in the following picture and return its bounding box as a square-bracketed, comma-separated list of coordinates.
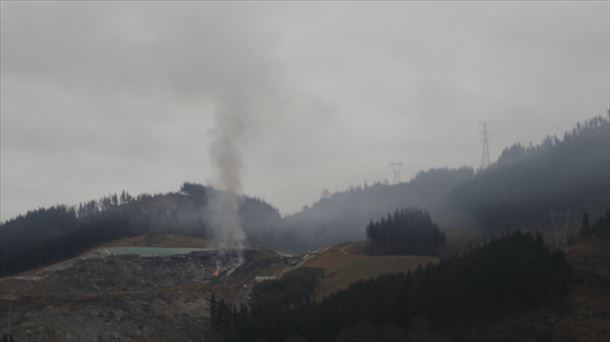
[1, 2, 608, 220]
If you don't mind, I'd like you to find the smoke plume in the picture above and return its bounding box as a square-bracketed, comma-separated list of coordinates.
[207, 99, 247, 250]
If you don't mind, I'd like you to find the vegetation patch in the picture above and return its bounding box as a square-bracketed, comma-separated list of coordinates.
[305, 244, 437, 300]
[215, 232, 570, 342]
[366, 208, 445, 256]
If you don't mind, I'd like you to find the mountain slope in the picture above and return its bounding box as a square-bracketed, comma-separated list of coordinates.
[440, 115, 610, 233]
[283, 114, 609, 251]
[284, 167, 474, 251]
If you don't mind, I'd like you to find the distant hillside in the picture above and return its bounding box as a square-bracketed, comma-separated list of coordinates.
[284, 167, 474, 251]
[440, 114, 610, 234]
[283, 114, 609, 251]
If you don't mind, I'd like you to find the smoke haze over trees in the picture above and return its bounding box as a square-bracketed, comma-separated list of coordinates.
[283, 115, 610, 250]
[283, 167, 474, 251]
[1, 114, 608, 275]
[0, 184, 283, 276]
[439, 114, 610, 233]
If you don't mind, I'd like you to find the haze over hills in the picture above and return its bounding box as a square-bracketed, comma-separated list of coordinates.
[2, 2, 609, 341]
[441, 115, 610, 232]
[284, 114, 610, 250]
[283, 167, 474, 251]
[1, 113, 608, 276]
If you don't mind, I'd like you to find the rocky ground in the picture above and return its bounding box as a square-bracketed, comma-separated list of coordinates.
[0, 248, 296, 341]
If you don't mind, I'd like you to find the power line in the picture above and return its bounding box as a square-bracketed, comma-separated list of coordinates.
[389, 162, 403, 184]
[480, 121, 491, 169]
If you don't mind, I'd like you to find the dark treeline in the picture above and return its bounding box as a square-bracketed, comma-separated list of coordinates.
[216, 232, 570, 342]
[0, 183, 282, 276]
[441, 114, 610, 233]
[366, 208, 445, 256]
[0, 189, 202, 276]
[211, 268, 323, 342]
[210, 268, 324, 341]
[580, 209, 610, 238]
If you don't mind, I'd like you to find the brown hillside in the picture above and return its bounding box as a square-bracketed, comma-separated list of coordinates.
[304, 242, 438, 300]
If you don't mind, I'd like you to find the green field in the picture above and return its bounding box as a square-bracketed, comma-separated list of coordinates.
[98, 247, 213, 256]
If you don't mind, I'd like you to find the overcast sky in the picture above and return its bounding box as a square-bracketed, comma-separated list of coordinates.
[1, 1, 608, 221]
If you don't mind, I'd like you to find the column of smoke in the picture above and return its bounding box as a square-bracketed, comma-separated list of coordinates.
[208, 101, 247, 272]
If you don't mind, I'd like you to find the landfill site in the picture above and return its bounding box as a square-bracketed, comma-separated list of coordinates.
[0, 245, 301, 342]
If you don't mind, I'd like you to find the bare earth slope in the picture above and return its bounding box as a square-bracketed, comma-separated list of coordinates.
[0, 242, 293, 342]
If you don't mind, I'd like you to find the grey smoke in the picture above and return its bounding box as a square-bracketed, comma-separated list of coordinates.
[207, 97, 248, 249]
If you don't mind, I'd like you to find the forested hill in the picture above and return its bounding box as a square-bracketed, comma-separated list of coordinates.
[440, 114, 610, 233]
[0, 184, 282, 276]
[283, 167, 474, 251]
[284, 113, 609, 251]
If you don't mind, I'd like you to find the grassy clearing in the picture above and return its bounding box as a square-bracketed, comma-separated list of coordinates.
[305, 243, 437, 300]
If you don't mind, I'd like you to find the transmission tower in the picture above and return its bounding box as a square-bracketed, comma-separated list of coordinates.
[389, 162, 403, 184]
[480, 121, 491, 169]
[550, 212, 571, 251]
